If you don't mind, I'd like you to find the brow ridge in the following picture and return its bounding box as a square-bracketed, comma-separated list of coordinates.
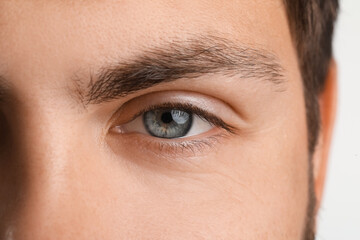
[83, 35, 285, 105]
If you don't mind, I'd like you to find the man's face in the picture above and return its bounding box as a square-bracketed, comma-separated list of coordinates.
[0, 1, 313, 239]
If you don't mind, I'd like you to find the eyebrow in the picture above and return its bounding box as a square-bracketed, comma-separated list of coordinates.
[80, 35, 286, 106]
[83, 35, 285, 105]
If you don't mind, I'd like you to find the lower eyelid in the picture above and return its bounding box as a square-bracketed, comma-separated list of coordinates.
[106, 131, 230, 174]
[109, 128, 230, 158]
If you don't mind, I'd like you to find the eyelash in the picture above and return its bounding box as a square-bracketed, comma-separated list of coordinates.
[112, 102, 237, 155]
[126, 102, 236, 134]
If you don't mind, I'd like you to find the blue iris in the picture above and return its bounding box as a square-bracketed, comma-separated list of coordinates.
[143, 109, 193, 139]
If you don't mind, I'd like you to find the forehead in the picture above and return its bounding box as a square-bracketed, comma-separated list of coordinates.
[0, 0, 295, 90]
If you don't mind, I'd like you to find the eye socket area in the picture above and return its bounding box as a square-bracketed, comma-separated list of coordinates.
[108, 91, 238, 143]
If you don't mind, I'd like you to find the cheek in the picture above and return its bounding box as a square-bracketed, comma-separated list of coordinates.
[98, 122, 308, 239]
[10, 126, 310, 240]
[183, 121, 310, 238]
[41, 127, 308, 240]
[183, 86, 311, 237]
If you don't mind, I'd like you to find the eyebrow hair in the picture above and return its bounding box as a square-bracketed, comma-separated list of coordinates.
[80, 35, 284, 105]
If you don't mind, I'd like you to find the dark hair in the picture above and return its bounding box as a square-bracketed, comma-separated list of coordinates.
[284, 0, 339, 154]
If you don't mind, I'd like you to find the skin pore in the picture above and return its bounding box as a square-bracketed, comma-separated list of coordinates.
[0, 1, 336, 239]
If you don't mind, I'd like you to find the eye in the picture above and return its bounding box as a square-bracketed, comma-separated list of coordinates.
[108, 94, 239, 157]
[118, 106, 214, 139]
[143, 109, 193, 138]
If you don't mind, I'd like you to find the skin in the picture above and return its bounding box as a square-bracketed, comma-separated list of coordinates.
[0, 0, 336, 239]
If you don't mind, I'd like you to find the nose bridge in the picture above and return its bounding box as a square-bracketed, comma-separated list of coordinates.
[4, 99, 77, 232]
[15, 97, 70, 181]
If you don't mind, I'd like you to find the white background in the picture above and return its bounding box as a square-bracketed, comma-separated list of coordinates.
[316, 0, 360, 239]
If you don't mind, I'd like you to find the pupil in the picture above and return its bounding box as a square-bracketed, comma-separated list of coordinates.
[161, 111, 173, 124]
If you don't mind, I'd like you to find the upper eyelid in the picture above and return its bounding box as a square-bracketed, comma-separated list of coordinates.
[107, 90, 244, 134]
[128, 103, 210, 123]
[119, 102, 237, 134]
